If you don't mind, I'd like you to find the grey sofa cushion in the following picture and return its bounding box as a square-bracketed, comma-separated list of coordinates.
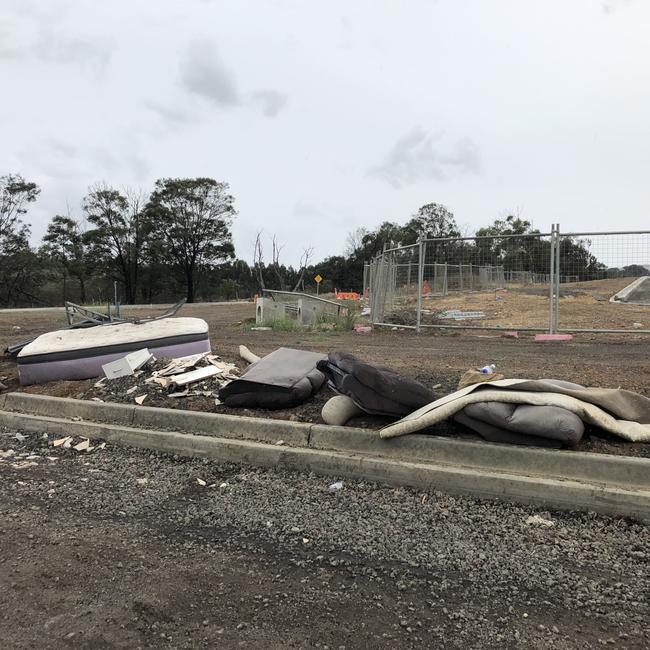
[456, 402, 585, 447]
[316, 352, 434, 418]
[219, 347, 326, 409]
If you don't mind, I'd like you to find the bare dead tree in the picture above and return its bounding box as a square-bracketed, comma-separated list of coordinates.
[344, 227, 368, 258]
[271, 234, 287, 290]
[253, 231, 266, 291]
[292, 245, 314, 292]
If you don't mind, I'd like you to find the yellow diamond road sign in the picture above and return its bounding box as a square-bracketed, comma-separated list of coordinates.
[314, 274, 322, 284]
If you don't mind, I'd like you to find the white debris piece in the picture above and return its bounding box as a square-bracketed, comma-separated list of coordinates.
[102, 348, 153, 380]
[196, 478, 207, 486]
[328, 481, 344, 492]
[171, 365, 221, 387]
[134, 394, 147, 405]
[14, 433, 26, 442]
[126, 386, 139, 395]
[0, 449, 16, 459]
[136, 477, 148, 485]
[525, 514, 555, 528]
[439, 310, 486, 320]
[73, 439, 91, 452]
[157, 352, 209, 377]
[53, 436, 73, 447]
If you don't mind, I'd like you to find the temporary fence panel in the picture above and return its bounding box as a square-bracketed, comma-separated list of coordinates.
[556, 230, 650, 333]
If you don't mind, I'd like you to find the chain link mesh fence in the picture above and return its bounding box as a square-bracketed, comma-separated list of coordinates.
[366, 228, 650, 333]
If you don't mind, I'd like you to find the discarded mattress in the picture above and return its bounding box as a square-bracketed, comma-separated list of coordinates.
[17, 317, 210, 385]
[380, 378, 650, 443]
[316, 352, 434, 418]
[218, 347, 326, 409]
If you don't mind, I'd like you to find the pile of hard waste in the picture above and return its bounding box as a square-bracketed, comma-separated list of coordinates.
[6, 314, 650, 449]
[92, 351, 239, 406]
[88, 344, 650, 448]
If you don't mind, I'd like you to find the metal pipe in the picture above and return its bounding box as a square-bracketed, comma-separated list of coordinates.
[554, 223, 561, 332]
[548, 224, 556, 334]
[416, 238, 424, 333]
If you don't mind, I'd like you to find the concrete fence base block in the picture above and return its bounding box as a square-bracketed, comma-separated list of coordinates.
[535, 334, 574, 342]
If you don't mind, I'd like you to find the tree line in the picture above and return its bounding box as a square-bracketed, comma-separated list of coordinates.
[0, 173, 638, 308]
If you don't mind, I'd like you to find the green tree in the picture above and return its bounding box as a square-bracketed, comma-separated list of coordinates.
[0, 174, 41, 306]
[144, 178, 236, 302]
[402, 202, 460, 243]
[42, 215, 94, 302]
[83, 184, 146, 304]
[0, 174, 40, 250]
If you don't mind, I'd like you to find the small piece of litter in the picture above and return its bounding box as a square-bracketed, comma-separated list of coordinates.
[14, 433, 26, 442]
[126, 386, 138, 395]
[251, 326, 272, 331]
[53, 437, 72, 447]
[97, 442, 106, 450]
[302, 538, 310, 544]
[41, 433, 48, 440]
[134, 395, 147, 405]
[432, 383, 442, 390]
[275, 440, 285, 446]
[0, 449, 16, 458]
[196, 478, 207, 486]
[219, 482, 228, 489]
[136, 477, 148, 485]
[328, 481, 344, 492]
[91, 397, 104, 402]
[214, 398, 222, 406]
[525, 514, 555, 528]
[73, 439, 90, 452]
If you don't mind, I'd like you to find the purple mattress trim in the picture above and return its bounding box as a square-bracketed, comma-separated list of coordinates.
[18, 339, 211, 385]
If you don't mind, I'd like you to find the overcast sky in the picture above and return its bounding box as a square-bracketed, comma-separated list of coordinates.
[1, 0, 648, 265]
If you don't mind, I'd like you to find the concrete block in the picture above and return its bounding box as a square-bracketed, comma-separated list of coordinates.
[255, 297, 284, 324]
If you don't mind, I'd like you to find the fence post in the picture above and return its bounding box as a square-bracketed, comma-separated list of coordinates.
[555, 224, 561, 332]
[416, 237, 424, 333]
[548, 224, 556, 334]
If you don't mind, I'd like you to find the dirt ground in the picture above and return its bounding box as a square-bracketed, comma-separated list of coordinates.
[1, 301, 650, 457]
[404, 277, 650, 329]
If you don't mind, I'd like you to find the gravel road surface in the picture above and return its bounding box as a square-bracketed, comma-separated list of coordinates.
[1, 428, 648, 649]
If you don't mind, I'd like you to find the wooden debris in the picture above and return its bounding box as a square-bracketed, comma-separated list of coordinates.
[134, 395, 147, 405]
[53, 436, 73, 447]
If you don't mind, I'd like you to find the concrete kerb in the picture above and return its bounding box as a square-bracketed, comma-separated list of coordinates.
[2, 409, 650, 521]
[610, 276, 649, 303]
[2, 392, 650, 492]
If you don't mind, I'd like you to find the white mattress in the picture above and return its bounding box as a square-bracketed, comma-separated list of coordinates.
[19, 317, 209, 358]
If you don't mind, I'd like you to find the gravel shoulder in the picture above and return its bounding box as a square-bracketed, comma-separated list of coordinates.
[1, 428, 649, 649]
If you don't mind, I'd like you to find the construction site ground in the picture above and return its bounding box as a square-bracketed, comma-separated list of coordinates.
[1, 298, 649, 458]
[405, 277, 650, 329]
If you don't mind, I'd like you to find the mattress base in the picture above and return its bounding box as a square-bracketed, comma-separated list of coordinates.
[18, 339, 211, 385]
